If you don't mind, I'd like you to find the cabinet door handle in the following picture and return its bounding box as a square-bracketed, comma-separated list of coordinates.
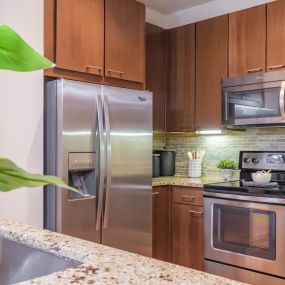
[189, 210, 203, 217]
[107, 69, 124, 78]
[268, 65, 285, 71]
[247, 68, 263, 74]
[152, 192, 160, 196]
[86, 65, 103, 75]
[181, 195, 195, 201]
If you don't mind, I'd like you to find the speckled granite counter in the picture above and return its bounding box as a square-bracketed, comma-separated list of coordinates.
[152, 176, 232, 188]
[0, 219, 247, 285]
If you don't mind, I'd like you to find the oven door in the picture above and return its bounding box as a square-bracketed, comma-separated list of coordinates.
[204, 197, 285, 278]
[222, 81, 285, 126]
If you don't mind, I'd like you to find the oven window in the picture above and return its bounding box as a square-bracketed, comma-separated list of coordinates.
[213, 205, 276, 260]
[227, 88, 280, 119]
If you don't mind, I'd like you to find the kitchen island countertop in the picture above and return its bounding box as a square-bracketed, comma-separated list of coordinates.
[0, 218, 247, 285]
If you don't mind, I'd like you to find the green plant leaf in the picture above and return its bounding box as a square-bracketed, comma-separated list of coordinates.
[0, 24, 54, 72]
[217, 159, 238, 170]
[0, 158, 80, 193]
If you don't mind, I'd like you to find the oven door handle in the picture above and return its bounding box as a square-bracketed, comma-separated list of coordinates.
[279, 81, 285, 120]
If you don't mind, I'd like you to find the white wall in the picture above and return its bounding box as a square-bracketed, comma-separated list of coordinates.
[0, 0, 44, 227]
[147, 0, 275, 28]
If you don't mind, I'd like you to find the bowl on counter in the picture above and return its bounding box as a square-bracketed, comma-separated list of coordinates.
[251, 171, 272, 184]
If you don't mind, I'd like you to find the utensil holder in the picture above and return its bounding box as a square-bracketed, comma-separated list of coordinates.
[188, 160, 202, 178]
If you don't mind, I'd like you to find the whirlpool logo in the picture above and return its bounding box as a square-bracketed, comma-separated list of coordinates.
[138, 96, 147, 102]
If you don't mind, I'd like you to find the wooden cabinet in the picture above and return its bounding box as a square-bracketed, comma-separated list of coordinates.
[146, 23, 166, 132]
[152, 187, 170, 262]
[267, 0, 285, 72]
[196, 15, 229, 130]
[166, 24, 195, 132]
[229, 5, 266, 77]
[171, 187, 204, 270]
[44, 0, 145, 89]
[105, 0, 145, 83]
[56, 0, 104, 76]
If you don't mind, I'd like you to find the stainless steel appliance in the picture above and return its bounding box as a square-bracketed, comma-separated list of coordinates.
[222, 70, 285, 127]
[44, 79, 152, 257]
[204, 151, 285, 285]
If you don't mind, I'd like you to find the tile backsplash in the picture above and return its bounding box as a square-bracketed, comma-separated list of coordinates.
[153, 128, 285, 177]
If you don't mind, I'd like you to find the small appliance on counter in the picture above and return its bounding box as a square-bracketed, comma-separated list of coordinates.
[160, 151, 176, 177]
[152, 154, 160, 178]
[204, 151, 285, 285]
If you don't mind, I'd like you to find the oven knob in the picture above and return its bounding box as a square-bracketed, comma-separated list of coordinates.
[252, 158, 259, 164]
[243, 157, 251, 163]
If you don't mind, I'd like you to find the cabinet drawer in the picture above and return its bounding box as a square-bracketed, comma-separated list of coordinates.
[172, 187, 203, 206]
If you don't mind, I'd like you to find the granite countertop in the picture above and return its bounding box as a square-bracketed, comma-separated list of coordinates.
[0, 219, 247, 285]
[152, 176, 230, 188]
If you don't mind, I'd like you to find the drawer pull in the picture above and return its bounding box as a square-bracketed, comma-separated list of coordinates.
[268, 65, 285, 71]
[189, 210, 204, 217]
[107, 69, 124, 78]
[247, 68, 263, 74]
[152, 192, 159, 196]
[181, 195, 195, 201]
[86, 65, 103, 75]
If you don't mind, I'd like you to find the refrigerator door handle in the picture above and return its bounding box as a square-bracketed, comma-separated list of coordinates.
[103, 95, 112, 229]
[96, 94, 105, 230]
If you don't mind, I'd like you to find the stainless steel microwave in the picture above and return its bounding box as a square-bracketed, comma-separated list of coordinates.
[222, 70, 285, 127]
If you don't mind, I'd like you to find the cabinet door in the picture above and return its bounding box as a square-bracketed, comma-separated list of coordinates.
[146, 24, 166, 132]
[172, 203, 190, 267]
[196, 15, 228, 130]
[166, 24, 195, 132]
[152, 187, 170, 262]
[229, 5, 266, 77]
[267, 0, 285, 72]
[105, 0, 145, 83]
[188, 206, 204, 271]
[56, 0, 104, 76]
[172, 203, 204, 270]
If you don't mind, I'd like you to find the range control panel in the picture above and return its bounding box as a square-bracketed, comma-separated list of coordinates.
[241, 152, 285, 171]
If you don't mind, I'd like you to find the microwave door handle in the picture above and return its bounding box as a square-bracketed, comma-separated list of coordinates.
[95, 94, 105, 231]
[103, 95, 111, 229]
[280, 82, 285, 119]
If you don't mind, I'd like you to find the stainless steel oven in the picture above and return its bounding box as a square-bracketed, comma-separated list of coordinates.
[222, 70, 285, 126]
[204, 193, 285, 284]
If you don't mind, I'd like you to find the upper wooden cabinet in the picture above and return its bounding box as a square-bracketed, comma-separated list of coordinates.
[267, 0, 285, 72]
[146, 23, 166, 132]
[105, 0, 145, 83]
[44, 0, 145, 89]
[56, 0, 104, 76]
[196, 15, 229, 130]
[166, 24, 196, 132]
[229, 5, 266, 77]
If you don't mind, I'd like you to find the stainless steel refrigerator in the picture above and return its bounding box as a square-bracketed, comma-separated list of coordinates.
[44, 79, 152, 257]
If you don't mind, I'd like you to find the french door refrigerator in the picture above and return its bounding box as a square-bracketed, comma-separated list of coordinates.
[44, 79, 152, 257]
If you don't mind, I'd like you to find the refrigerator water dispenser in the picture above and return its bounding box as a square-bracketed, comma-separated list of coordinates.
[68, 153, 96, 200]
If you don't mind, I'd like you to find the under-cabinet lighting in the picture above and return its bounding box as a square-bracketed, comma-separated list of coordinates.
[196, 130, 222, 135]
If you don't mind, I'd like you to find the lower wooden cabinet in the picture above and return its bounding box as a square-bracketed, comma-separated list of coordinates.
[171, 187, 204, 271]
[152, 186, 204, 270]
[152, 187, 170, 262]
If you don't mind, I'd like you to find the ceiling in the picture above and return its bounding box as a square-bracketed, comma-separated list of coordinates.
[137, 0, 215, 14]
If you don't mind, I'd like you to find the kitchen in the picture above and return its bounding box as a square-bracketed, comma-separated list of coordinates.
[1, 0, 285, 284]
